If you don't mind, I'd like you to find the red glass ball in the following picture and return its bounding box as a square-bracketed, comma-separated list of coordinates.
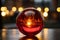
[16, 8, 43, 35]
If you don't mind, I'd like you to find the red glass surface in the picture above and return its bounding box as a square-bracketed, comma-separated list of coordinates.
[16, 8, 43, 35]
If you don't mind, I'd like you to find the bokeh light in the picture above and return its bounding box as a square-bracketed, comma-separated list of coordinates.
[57, 7, 60, 12]
[37, 7, 41, 12]
[44, 7, 49, 12]
[5, 10, 9, 15]
[18, 7, 23, 12]
[1, 7, 7, 11]
[1, 12, 6, 17]
[12, 7, 17, 12]
[43, 12, 48, 17]
[9, 11, 14, 16]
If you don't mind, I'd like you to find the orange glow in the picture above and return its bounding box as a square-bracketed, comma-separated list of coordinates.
[5, 10, 9, 15]
[26, 19, 32, 27]
[26, 39, 32, 40]
[27, 22, 31, 26]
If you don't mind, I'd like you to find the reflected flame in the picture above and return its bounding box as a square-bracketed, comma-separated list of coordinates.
[26, 21, 32, 27]
[26, 19, 32, 27]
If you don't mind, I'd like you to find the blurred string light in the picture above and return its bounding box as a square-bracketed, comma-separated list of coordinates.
[44, 7, 49, 12]
[43, 12, 48, 17]
[1, 7, 7, 11]
[18, 7, 23, 12]
[5, 10, 9, 15]
[9, 11, 14, 16]
[12, 7, 17, 12]
[57, 7, 60, 12]
[37, 7, 41, 12]
[1, 11, 6, 17]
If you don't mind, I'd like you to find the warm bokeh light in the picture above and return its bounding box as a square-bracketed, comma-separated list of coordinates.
[18, 7, 23, 12]
[43, 12, 48, 17]
[9, 11, 14, 16]
[37, 7, 41, 12]
[12, 7, 17, 12]
[44, 7, 49, 12]
[1, 7, 7, 11]
[57, 7, 60, 12]
[5, 10, 9, 15]
[1, 12, 6, 17]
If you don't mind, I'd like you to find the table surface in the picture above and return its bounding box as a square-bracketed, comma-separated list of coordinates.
[1, 28, 60, 40]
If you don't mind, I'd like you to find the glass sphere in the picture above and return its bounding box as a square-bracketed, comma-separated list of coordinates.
[16, 8, 43, 35]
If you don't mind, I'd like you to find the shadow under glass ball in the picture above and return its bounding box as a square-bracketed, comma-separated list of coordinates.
[19, 36, 38, 40]
[16, 8, 43, 35]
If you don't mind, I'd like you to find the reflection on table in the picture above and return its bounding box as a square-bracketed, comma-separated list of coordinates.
[2, 28, 60, 40]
